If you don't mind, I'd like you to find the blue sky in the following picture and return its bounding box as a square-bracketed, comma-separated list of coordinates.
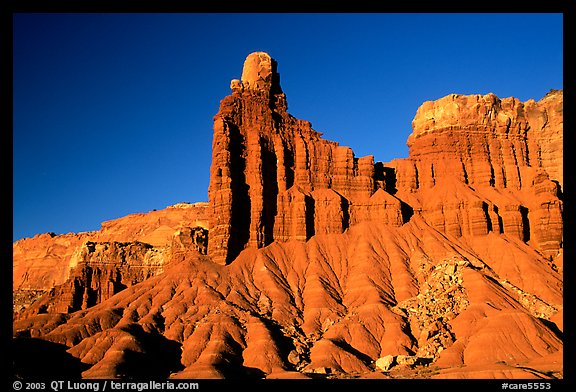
[13, 13, 563, 241]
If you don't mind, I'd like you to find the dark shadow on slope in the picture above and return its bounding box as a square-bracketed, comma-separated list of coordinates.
[493, 205, 504, 234]
[400, 200, 414, 223]
[538, 318, 563, 341]
[282, 137, 295, 190]
[375, 163, 414, 223]
[341, 196, 350, 231]
[227, 123, 251, 264]
[305, 195, 315, 240]
[13, 338, 89, 379]
[519, 205, 530, 242]
[260, 317, 301, 370]
[216, 364, 267, 379]
[330, 338, 374, 367]
[114, 324, 184, 379]
[482, 202, 493, 232]
[261, 137, 278, 246]
[552, 180, 563, 200]
[379, 164, 396, 194]
[212, 333, 267, 379]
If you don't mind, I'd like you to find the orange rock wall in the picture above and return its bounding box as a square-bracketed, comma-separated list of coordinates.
[12, 53, 563, 380]
[208, 53, 402, 264]
[386, 91, 563, 258]
[208, 56, 562, 265]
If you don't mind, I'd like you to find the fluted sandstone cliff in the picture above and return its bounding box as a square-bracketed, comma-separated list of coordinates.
[13, 52, 563, 380]
[208, 53, 562, 265]
[13, 203, 209, 316]
[208, 52, 402, 265]
[386, 90, 563, 259]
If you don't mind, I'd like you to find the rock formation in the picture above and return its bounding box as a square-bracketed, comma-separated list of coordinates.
[388, 90, 563, 259]
[13, 202, 209, 316]
[208, 53, 562, 266]
[208, 52, 402, 265]
[13, 52, 563, 380]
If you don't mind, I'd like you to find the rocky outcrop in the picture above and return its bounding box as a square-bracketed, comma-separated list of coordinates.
[208, 52, 402, 265]
[208, 54, 562, 265]
[13, 52, 563, 380]
[13, 232, 89, 292]
[17, 241, 165, 317]
[406, 91, 562, 189]
[14, 218, 562, 379]
[386, 91, 563, 259]
[13, 203, 209, 316]
[94, 202, 209, 247]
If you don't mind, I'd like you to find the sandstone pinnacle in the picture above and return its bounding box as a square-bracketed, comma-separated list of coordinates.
[13, 52, 563, 380]
[231, 52, 282, 95]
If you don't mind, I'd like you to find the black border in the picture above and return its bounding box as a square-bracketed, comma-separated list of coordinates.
[4, 2, 573, 391]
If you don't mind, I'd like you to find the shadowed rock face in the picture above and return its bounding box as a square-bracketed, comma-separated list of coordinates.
[239, 51, 282, 95]
[13, 203, 209, 317]
[389, 91, 563, 258]
[13, 52, 562, 380]
[208, 52, 404, 265]
[208, 53, 562, 265]
[13, 338, 91, 379]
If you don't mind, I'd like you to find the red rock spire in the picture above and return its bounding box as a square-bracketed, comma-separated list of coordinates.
[207, 52, 396, 265]
[207, 52, 562, 266]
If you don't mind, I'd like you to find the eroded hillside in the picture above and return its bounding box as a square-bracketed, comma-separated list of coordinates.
[13, 52, 563, 380]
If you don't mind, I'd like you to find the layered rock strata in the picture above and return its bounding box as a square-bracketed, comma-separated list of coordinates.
[208, 53, 562, 265]
[386, 90, 563, 259]
[13, 52, 563, 380]
[13, 203, 209, 316]
[208, 52, 402, 264]
[20, 241, 165, 315]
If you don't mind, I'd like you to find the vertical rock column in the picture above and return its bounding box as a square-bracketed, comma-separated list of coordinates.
[208, 117, 237, 264]
[208, 52, 283, 264]
[207, 52, 404, 264]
